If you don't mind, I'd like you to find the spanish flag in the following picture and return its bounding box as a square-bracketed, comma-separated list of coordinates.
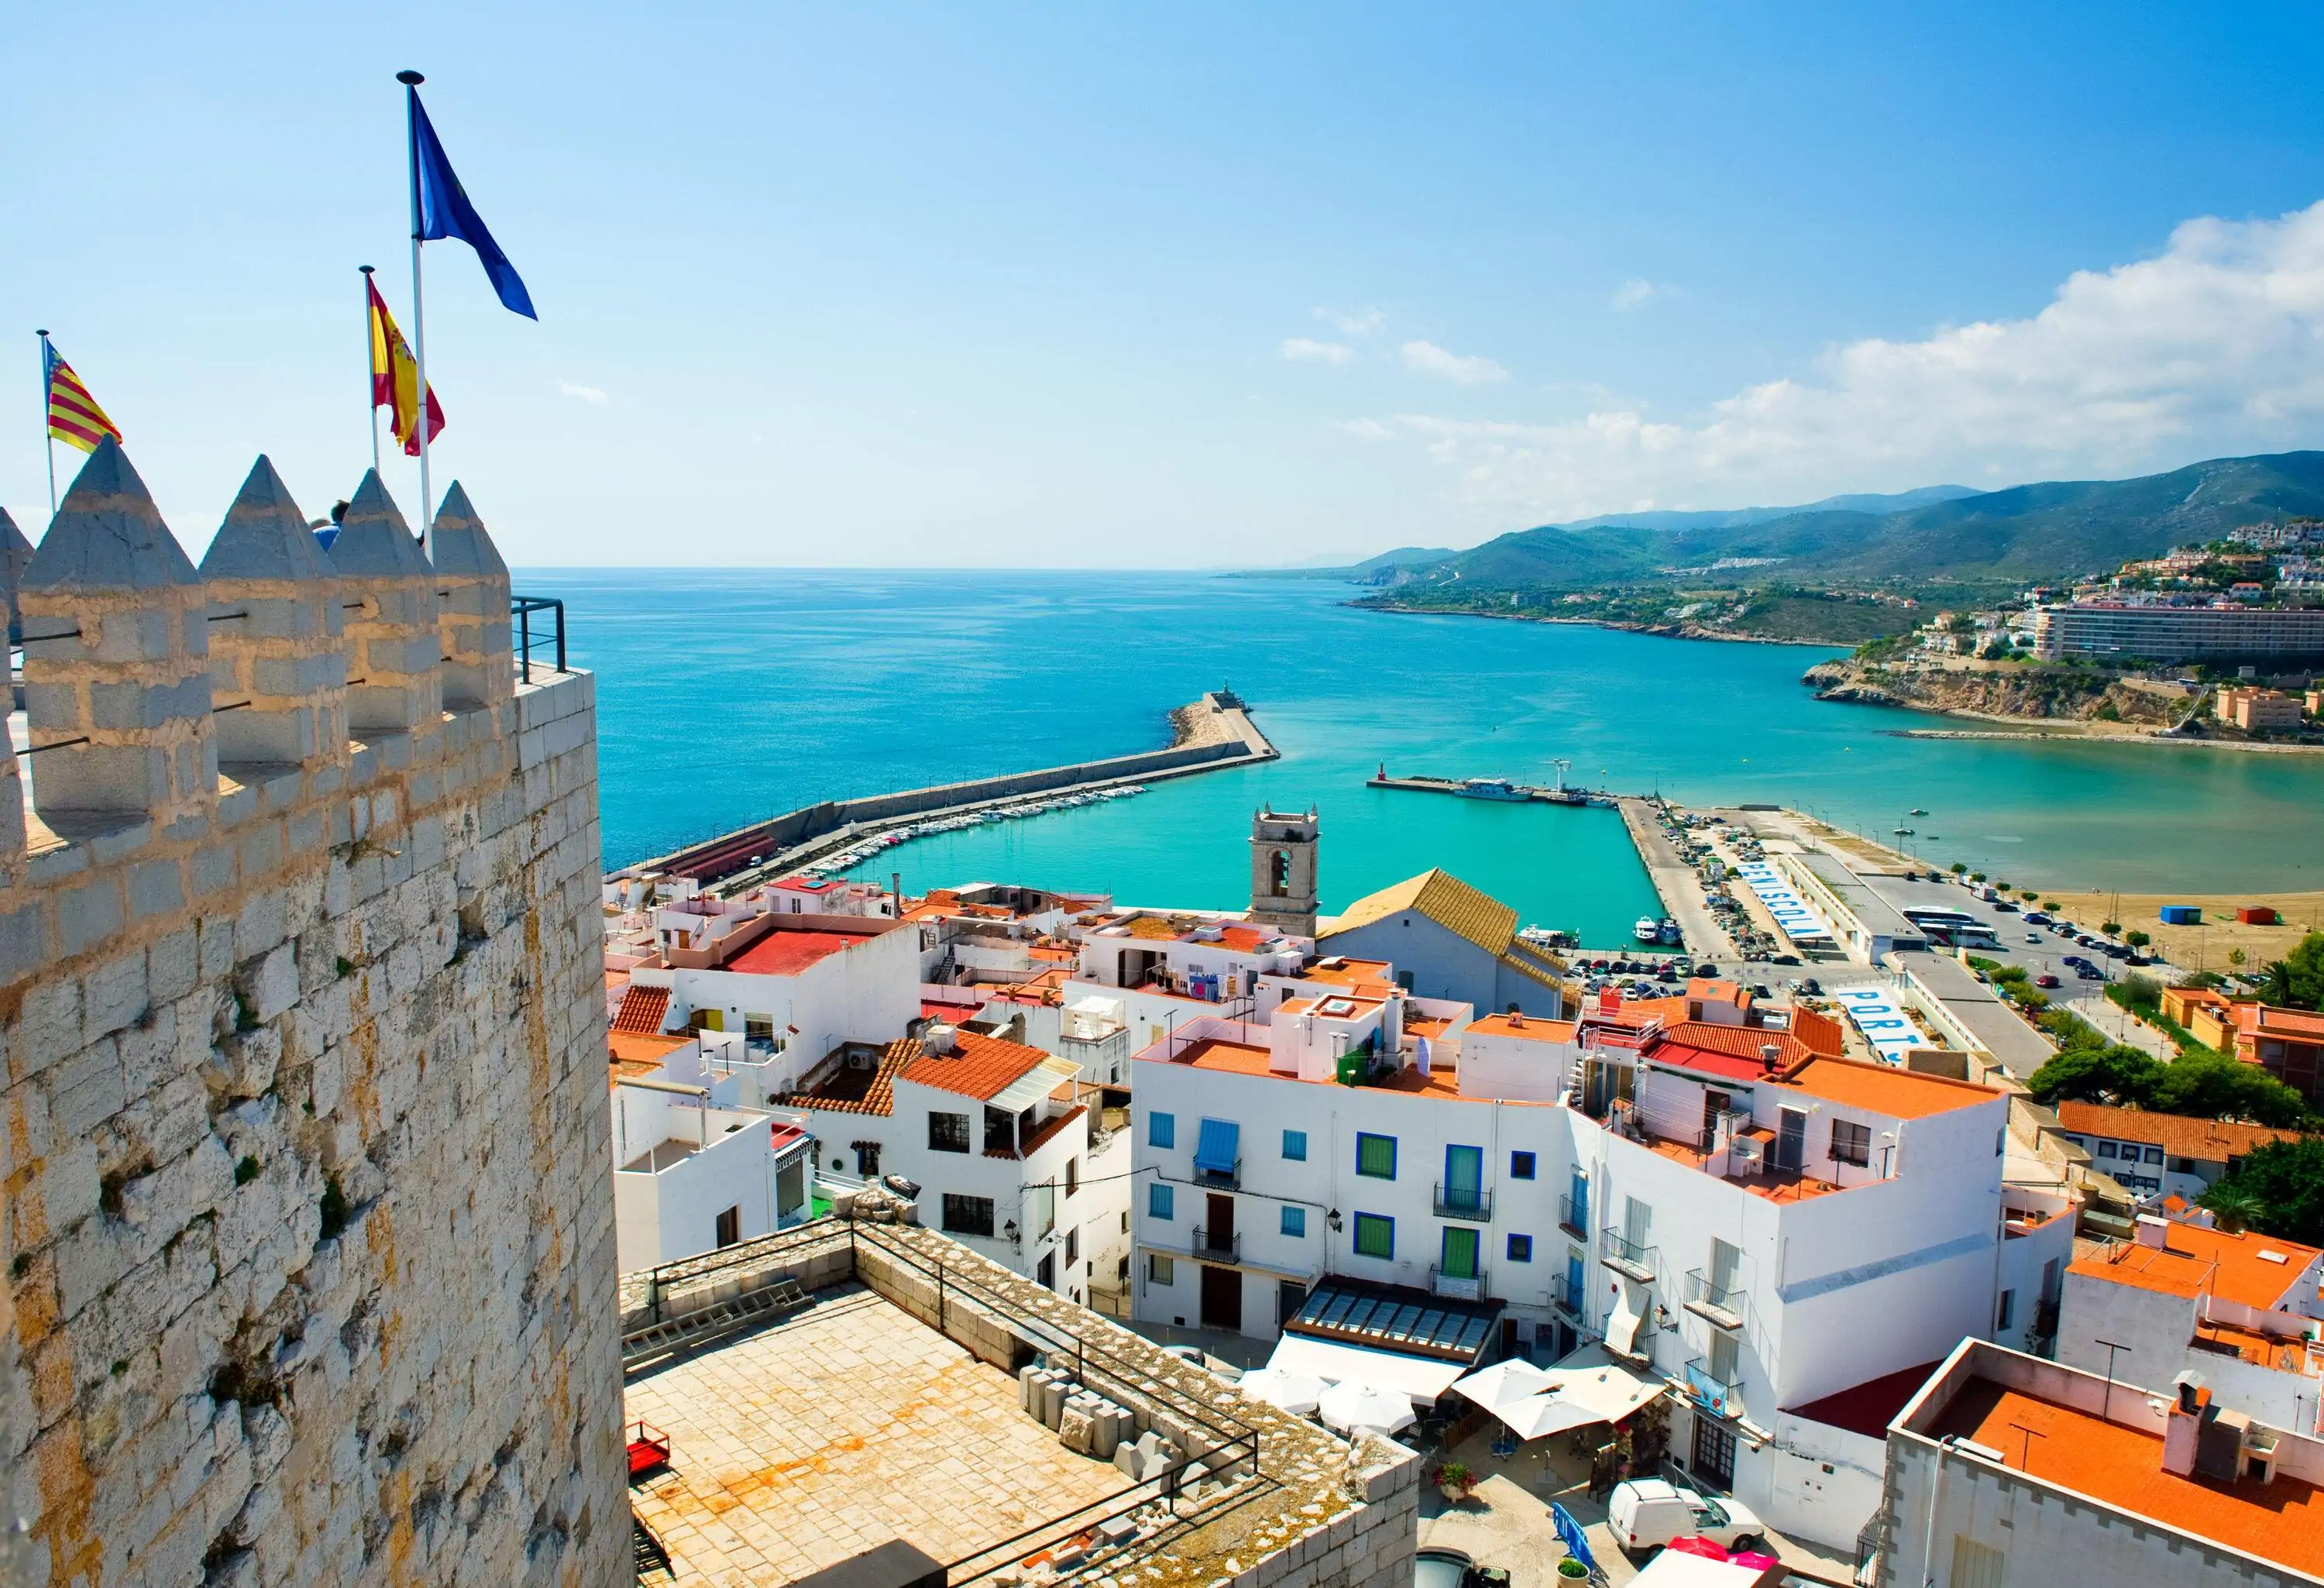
[43, 339, 122, 453]
[367, 277, 444, 457]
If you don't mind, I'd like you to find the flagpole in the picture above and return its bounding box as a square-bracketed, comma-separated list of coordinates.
[35, 330, 55, 517]
[398, 69, 433, 560]
[359, 266, 382, 473]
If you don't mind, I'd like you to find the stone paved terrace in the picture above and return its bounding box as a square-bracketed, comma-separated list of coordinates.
[621, 1218, 1422, 1588]
[627, 1284, 1126, 1583]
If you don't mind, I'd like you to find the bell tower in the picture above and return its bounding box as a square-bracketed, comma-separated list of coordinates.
[1249, 806, 1320, 939]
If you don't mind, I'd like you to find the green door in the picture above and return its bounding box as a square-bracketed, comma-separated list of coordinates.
[1440, 1225, 1480, 1280]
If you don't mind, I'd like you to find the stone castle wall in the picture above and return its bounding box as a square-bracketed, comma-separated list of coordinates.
[0, 444, 623, 1586]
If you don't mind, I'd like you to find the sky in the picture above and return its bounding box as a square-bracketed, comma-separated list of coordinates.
[10, 3, 2324, 568]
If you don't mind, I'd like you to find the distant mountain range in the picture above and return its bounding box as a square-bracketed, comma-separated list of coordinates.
[1303, 451, 2324, 592]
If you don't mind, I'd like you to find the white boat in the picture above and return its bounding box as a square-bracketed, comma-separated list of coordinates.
[1658, 919, 1682, 946]
[1635, 916, 1662, 944]
[1457, 778, 1530, 801]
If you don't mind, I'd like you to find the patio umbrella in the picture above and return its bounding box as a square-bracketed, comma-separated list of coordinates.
[1730, 1550, 1782, 1572]
[1239, 1366, 1326, 1415]
[1318, 1380, 1415, 1436]
[1664, 1537, 1729, 1561]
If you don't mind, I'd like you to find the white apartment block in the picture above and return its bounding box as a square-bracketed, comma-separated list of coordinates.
[1129, 991, 2071, 1550]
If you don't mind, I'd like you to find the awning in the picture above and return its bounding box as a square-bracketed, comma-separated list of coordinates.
[1606, 1279, 1648, 1359]
[1195, 1118, 1242, 1177]
[1263, 1332, 1469, 1405]
[1450, 1349, 1663, 1441]
[988, 1056, 1078, 1115]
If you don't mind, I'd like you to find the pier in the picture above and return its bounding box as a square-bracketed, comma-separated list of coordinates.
[1365, 768, 1611, 806]
[631, 691, 1277, 892]
[1616, 796, 1741, 961]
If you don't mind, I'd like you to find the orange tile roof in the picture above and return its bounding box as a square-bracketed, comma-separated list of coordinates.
[1933, 1379, 2324, 1577]
[899, 1029, 1051, 1102]
[786, 1039, 920, 1116]
[2243, 1002, 2324, 1040]
[1767, 1054, 1998, 1121]
[609, 1029, 692, 1067]
[611, 985, 671, 1034]
[2052, 1102, 2308, 1164]
[1467, 1013, 1577, 1044]
[1662, 1020, 1814, 1066]
[2070, 1223, 2322, 1311]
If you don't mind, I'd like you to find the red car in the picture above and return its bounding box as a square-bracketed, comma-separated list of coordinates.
[2034, 973, 2061, 988]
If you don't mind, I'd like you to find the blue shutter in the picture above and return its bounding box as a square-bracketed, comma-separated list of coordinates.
[1194, 1119, 1241, 1179]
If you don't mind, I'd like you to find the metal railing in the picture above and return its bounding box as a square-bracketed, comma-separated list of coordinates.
[1432, 1183, 1493, 1222]
[1552, 1273, 1586, 1316]
[1685, 1357, 1745, 1418]
[1192, 1157, 1242, 1191]
[1684, 1270, 1745, 1328]
[1557, 1193, 1589, 1239]
[1429, 1265, 1488, 1301]
[1601, 1229, 1657, 1284]
[511, 594, 567, 683]
[1191, 1225, 1240, 1262]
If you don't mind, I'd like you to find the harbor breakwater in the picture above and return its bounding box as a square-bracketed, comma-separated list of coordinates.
[638, 691, 1277, 885]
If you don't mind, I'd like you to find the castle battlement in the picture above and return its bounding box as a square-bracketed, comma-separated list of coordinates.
[0, 439, 623, 1586]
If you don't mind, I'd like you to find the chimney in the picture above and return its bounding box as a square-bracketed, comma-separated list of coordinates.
[2135, 1214, 2169, 1249]
[2163, 1372, 2208, 1476]
[1759, 1043, 1781, 1071]
[922, 1023, 957, 1057]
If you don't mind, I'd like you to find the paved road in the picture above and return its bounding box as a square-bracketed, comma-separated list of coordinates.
[1618, 799, 1741, 961]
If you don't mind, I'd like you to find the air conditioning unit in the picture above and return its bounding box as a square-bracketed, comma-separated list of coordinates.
[1730, 1138, 1765, 1177]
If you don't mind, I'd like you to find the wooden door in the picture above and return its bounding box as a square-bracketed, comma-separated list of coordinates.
[1199, 1264, 1242, 1332]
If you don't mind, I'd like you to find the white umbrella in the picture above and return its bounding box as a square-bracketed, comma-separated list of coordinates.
[1318, 1380, 1416, 1436]
[1451, 1359, 1556, 1412]
[1239, 1366, 1327, 1415]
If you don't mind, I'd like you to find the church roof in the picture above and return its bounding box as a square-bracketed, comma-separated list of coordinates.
[1323, 868, 1518, 955]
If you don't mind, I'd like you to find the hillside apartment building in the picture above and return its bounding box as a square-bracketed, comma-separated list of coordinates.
[1129, 977, 2072, 1548]
[2032, 598, 2324, 661]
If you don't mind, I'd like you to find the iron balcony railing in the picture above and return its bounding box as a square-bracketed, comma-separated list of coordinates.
[1191, 1225, 1240, 1263]
[1557, 1193, 1590, 1239]
[1429, 1265, 1487, 1301]
[1684, 1270, 1745, 1330]
[511, 595, 568, 683]
[1192, 1157, 1242, 1191]
[1602, 1228, 1657, 1284]
[1433, 1183, 1494, 1222]
[1552, 1273, 1587, 1317]
[1685, 1357, 1745, 1419]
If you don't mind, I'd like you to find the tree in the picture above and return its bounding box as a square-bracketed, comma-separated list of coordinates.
[2149, 1053, 2314, 1130]
[2124, 930, 2150, 948]
[2027, 1043, 2164, 1108]
[2199, 1138, 2324, 1246]
[2228, 947, 2247, 969]
[1948, 861, 1968, 875]
[2258, 931, 2324, 1010]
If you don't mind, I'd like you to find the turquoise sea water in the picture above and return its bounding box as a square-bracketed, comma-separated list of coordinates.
[524, 569, 2324, 946]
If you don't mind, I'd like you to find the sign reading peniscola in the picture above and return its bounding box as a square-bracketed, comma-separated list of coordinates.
[1734, 861, 1833, 944]
[1827, 985, 1924, 1065]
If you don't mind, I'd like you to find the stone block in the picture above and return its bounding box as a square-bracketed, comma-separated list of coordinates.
[1060, 1407, 1097, 1456]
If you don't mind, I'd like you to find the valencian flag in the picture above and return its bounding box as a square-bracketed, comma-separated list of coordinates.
[410, 90, 536, 318]
[43, 339, 122, 453]
[366, 277, 444, 456]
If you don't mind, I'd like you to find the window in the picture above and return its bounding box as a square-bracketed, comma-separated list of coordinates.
[1281, 1205, 1307, 1238]
[2144, 1146, 2164, 1165]
[1148, 1253, 1176, 1286]
[1065, 1157, 1079, 1197]
[715, 1206, 741, 1249]
[2094, 1141, 2115, 1158]
[1831, 1119, 1872, 1167]
[1440, 1225, 1480, 1280]
[929, 1112, 970, 1153]
[1507, 1233, 1533, 1263]
[1149, 1112, 1175, 1150]
[1995, 1289, 2016, 1332]
[1064, 1226, 1079, 1265]
[1356, 1133, 1397, 1180]
[1281, 1129, 1308, 1161]
[1148, 1183, 1174, 1221]
[1352, 1212, 1394, 1260]
[941, 1194, 995, 1238]
[744, 1013, 776, 1042]
[2169, 1156, 2196, 1174]
[854, 1142, 881, 1177]
[1948, 1537, 2005, 1588]
[1510, 1150, 1537, 1180]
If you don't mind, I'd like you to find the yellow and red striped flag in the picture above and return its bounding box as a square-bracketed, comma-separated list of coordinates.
[43, 339, 122, 453]
[367, 277, 443, 456]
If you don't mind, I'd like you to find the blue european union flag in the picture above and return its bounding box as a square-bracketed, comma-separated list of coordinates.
[411, 93, 537, 320]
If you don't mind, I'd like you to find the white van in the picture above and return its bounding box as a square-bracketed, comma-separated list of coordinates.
[1605, 1478, 1766, 1556]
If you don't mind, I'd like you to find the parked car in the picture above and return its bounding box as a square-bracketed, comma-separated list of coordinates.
[1798, 977, 1821, 995]
[2076, 965, 2104, 980]
[1772, 954, 1801, 966]
[1413, 1548, 1475, 1588]
[1607, 1479, 1766, 1557]
[2027, 933, 2045, 945]
[2024, 911, 2052, 925]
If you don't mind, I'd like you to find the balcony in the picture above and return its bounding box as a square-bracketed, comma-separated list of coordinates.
[1557, 1194, 1590, 1240]
[1433, 1183, 1494, 1222]
[1191, 1157, 1242, 1191]
[1552, 1273, 1586, 1318]
[1430, 1266, 1488, 1301]
[1685, 1357, 1745, 1419]
[1601, 1228, 1657, 1285]
[1191, 1226, 1240, 1263]
[1683, 1270, 1745, 1331]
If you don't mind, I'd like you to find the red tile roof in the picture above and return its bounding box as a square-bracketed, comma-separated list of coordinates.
[2051, 1102, 2307, 1164]
[900, 1029, 1051, 1101]
[785, 1039, 919, 1116]
[611, 985, 671, 1034]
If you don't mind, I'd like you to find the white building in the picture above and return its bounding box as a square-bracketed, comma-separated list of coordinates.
[1128, 990, 2071, 1552]
[779, 1024, 1129, 1304]
[1875, 1339, 2324, 1588]
[2056, 1215, 2324, 1435]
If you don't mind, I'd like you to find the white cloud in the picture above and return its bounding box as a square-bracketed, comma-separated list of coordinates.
[1611, 278, 1662, 311]
[1401, 340, 1510, 385]
[1281, 337, 1356, 365]
[558, 380, 609, 404]
[1352, 200, 2324, 521]
[1315, 305, 1386, 336]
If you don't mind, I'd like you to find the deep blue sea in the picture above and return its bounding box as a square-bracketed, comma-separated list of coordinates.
[519, 569, 2324, 947]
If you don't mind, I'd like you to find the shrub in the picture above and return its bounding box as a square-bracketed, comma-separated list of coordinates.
[1949, 861, 1968, 875]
